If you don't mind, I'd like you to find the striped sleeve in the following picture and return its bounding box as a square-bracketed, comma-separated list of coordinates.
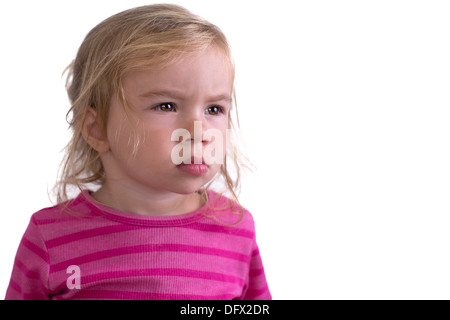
[5, 217, 50, 300]
[240, 244, 271, 300]
[238, 212, 271, 300]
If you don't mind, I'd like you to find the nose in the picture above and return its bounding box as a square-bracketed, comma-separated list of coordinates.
[184, 120, 206, 143]
[177, 118, 207, 164]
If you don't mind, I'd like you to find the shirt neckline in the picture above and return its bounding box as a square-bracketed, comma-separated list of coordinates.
[78, 190, 213, 227]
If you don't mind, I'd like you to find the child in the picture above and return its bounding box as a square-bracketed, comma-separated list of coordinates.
[5, 4, 271, 300]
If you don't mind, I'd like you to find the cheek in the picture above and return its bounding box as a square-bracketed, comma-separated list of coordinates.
[140, 126, 165, 144]
[107, 121, 133, 154]
[136, 124, 179, 161]
[214, 123, 228, 158]
[107, 119, 171, 159]
[203, 128, 228, 166]
[222, 130, 228, 158]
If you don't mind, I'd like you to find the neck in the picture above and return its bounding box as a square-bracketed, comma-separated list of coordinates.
[91, 181, 204, 216]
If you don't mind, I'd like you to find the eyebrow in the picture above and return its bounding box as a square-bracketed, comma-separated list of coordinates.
[138, 90, 232, 103]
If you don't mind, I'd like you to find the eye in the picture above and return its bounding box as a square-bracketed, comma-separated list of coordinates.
[206, 105, 224, 116]
[154, 103, 176, 112]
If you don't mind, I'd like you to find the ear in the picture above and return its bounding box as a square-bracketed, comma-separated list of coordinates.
[81, 108, 110, 153]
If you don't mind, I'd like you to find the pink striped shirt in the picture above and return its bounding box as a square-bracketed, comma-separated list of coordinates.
[5, 190, 271, 300]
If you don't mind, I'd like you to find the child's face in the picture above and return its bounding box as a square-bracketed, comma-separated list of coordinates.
[101, 46, 233, 195]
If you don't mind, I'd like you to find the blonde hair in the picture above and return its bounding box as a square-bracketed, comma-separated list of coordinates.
[55, 4, 249, 213]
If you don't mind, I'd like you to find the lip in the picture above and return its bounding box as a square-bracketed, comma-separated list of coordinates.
[176, 163, 208, 176]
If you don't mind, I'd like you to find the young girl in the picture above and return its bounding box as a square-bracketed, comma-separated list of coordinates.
[5, 4, 271, 300]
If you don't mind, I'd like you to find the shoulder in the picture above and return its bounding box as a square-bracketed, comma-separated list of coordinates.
[31, 204, 68, 224]
[205, 189, 256, 231]
[27, 192, 101, 240]
[31, 193, 89, 224]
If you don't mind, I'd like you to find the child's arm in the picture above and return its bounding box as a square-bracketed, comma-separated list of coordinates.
[241, 242, 272, 300]
[5, 217, 50, 300]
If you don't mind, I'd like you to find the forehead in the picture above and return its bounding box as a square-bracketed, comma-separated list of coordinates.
[123, 46, 234, 98]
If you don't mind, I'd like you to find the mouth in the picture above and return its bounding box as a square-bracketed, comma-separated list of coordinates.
[176, 163, 208, 176]
[175, 156, 208, 176]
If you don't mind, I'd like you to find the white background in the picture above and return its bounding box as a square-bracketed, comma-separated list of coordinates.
[1, 0, 450, 299]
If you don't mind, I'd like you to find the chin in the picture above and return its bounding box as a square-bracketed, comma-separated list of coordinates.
[155, 167, 220, 195]
[166, 181, 210, 195]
